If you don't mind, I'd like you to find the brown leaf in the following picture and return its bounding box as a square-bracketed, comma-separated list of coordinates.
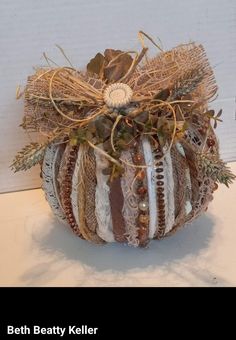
[154, 89, 170, 101]
[104, 49, 123, 62]
[134, 111, 149, 124]
[95, 117, 113, 140]
[103, 49, 133, 82]
[87, 53, 105, 78]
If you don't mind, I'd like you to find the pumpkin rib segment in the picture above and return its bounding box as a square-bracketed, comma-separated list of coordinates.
[42, 143, 67, 224]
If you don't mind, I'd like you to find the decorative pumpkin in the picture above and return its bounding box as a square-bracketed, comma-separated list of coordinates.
[12, 32, 235, 247]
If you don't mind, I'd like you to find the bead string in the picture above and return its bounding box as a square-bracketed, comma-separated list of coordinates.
[153, 142, 166, 239]
[132, 141, 150, 246]
[59, 145, 82, 236]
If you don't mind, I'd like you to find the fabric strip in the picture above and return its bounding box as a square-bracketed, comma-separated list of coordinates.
[109, 177, 127, 243]
[94, 149, 115, 242]
[176, 142, 192, 215]
[42, 143, 67, 224]
[142, 137, 157, 239]
[163, 148, 175, 234]
[120, 149, 139, 247]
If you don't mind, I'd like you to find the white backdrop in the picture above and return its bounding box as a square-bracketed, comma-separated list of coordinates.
[0, 0, 235, 193]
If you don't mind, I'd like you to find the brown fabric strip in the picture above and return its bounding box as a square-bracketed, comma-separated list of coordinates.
[181, 140, 201, 219]
[84, 148, 99, 233]
[170, 145, 187, 219]
[109, 177, 126, 243]
[165, 145, 188, 237]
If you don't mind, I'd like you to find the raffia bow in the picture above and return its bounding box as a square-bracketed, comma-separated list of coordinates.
[11, 32, 235, 186]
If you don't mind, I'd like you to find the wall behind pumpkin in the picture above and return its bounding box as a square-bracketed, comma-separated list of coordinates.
[0, 0, 235, 193]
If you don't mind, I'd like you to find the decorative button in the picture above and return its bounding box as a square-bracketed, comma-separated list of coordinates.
[104, 83, 133, 109]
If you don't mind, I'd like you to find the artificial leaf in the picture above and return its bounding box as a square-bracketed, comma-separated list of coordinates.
[170, 68, 204, 100]
[69, 137, 78, 146]
[87, 121, 96, 134]
[187, 101, 203, 113]
[103, 49, 133, 82]
[87, 52, 105, 78]
[134, 111, 149, 124]
[85, 129, 94, 142]
[95, 117, 113, 140]
[156, 116, 168, 130]
[175, 121, 188, 140]
[144, 118, 153, 132]
[75, 128, 87, 143]
[158, 134, 166, 148]
[11, 143, 47, 172]
[154, 88, 170, 101]
[204, 109, 223, 129]
[116, 139, 128, 151]
[205, 110, 215, 118]
[104, 49, 123, 62]
[103, 139, 113, 153]
[197, 153, 236, 187]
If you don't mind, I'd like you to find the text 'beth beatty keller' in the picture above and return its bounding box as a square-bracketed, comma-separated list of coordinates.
[7, 325, 98, 336]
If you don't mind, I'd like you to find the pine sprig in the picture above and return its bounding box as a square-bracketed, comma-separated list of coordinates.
[11, 143, 47, 172]
[197, 153, 236, 187]
[170, 68, 204, 100]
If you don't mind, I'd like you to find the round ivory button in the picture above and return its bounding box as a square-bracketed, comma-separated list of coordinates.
[103, 83, 133, 109]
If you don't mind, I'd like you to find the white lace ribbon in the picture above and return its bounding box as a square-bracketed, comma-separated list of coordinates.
[142, 137, 157, 239]
[42, 143, 67, 224]
[176, 142, 192, 215]
[94, 148, 115, 242]
[163, 148, 175, 234]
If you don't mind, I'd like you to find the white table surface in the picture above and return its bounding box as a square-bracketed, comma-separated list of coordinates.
[1, 163, 236, 287]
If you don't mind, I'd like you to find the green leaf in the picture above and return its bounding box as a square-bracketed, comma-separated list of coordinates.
[197, 152, 236, 187]
[11, 143, 47, 172]
[69, 137, 78, 146]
